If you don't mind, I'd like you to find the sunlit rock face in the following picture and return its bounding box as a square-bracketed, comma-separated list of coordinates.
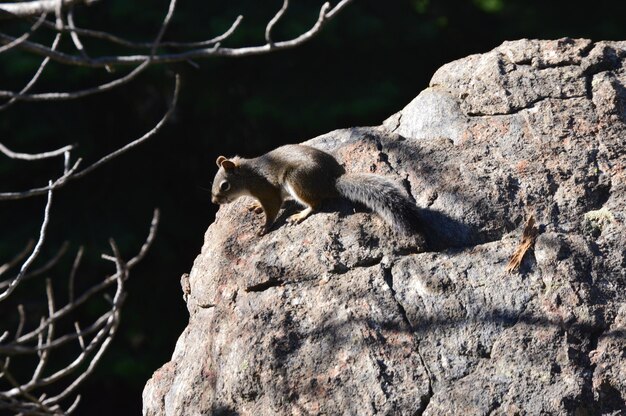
[144, 39, 626, 415]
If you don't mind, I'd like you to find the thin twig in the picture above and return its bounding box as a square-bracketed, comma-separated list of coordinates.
[14, 208, 159, 345]
[0, 0, 354, 69]
[0, 158, 80, 200]
[68, 246, 83, 303]
[63, 150, 71, 173]
[0, 364, 54, 414]
[0, 74, 177, 200]
[0, 240, 34, 277]
[150, 0, 177, 56]
[326, 0, 352, 18]
[73, 322, 85, 350]
[0, 183, 53, 302]
[16, 305, 26, 339]
[67, 5, 90, 61]
[0, 12, 47, 54]
[0, 141, 74, 161]
[53, 0, 63, 29]
[65, 394, 81, 414]
[101, 208, 160, 270]
[0, 242, 69, 290]
[0, 310, 112, 354]
[162, 14, 242, 48]
[42, 310, 120, 404]
[31, 13, 243, 50]
[70, 75, 179, 179]
[3, 312, 116, 395]
[28, 278, 55, 383]
[0, 215, 149, 406]
[0, 31, 62, 110]
[0, 58, 150, 102]
[0, 210, 156, 409]
[39, 267, 125, 402]
[0, 0, 176, 103]
[265, 0, 289, 45]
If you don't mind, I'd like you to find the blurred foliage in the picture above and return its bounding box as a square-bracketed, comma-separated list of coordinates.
[1, 0, 626, 414]
[474, 0, 504, 13]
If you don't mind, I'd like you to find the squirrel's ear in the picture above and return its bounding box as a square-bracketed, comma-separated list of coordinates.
[221, 160, 237, 171]
[216, 156, 227, 167]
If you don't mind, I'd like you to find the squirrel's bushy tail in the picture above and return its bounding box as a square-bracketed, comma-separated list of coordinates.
[335, 174, 420, 235]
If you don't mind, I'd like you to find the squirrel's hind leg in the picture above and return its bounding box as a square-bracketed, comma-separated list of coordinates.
[287, 206, 315, 224]
[283, 181, 319, 225]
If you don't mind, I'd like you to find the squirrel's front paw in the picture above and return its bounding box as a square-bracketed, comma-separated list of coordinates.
[247, 203, 264, 214]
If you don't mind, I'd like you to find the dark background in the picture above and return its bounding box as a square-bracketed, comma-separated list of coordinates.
[1, 0, 625, 414]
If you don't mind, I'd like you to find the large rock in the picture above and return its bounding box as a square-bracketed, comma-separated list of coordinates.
[143, 39, 626, 415]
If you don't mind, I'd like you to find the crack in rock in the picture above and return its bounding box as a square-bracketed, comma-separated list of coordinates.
[245, 278, 284, 292]
[382, 265, 434, 415]
[465, 93, 588, 117]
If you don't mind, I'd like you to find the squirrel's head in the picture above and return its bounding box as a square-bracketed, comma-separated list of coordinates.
[211, 156, 246, 205]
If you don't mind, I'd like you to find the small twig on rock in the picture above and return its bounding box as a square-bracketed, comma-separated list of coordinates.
[505, 215, 538, 273]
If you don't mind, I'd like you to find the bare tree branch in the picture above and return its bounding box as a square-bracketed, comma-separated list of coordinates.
[0, 240, 34, 277]
[0, 365, 56, 414]
[14, 208, 159, 345]
[0, 0, 95, 19]
[150, 0, 177, 56]
[68, 247, 83, 303]
[325, 0, 353, 19]
[0, 209, 159, 413]
[0, 159, 81, 200]
[0, 31, 61, 110]
[0, 0, 182, 104]
[71, 75, 179, 179]
[31, 13, 244, 50]
[53, 0, 63, 28]
[15, 305, 25, 339]
[0, 0, 173, 104]
[65, 393, 81, 414]
[0, 73, 179, 200]
[0, 59, 151, 101]
[265, 0, 289, 45]
[0, 142, 74, 161]
[0, 12, 47, 54]
[0, 0, 180, 104]
[162, 14, 243, 49]
[0, 309, 112, 354]
[0, 184, 53, 302]
[66, 7, 87, 58]
[0, 0, 354, 69]
[0, 242, 69, 290]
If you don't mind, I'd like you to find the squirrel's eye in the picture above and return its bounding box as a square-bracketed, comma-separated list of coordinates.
[220, 181, 230, 192]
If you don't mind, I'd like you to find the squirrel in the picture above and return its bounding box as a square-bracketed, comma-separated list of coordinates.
[211, 144, 420, 236]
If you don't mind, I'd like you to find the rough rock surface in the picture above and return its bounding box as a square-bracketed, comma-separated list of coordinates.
[144, 39, 626, 415]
